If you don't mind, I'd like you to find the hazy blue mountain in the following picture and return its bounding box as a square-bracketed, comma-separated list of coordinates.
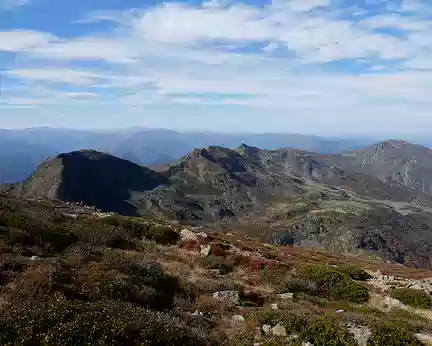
[0, 127, 376, 183]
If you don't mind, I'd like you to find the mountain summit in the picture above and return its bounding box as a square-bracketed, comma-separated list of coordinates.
[13, 150, 167, 215]
[344, 140, 432, 194]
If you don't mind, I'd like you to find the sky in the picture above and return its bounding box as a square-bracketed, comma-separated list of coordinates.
[0, 0, 431, 135]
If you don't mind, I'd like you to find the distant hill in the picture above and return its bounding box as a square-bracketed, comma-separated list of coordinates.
[342, 140, 432, 195]
[0, 127, 373, 183]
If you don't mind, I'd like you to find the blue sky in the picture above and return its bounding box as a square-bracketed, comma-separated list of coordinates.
[0, 0, 431, 135]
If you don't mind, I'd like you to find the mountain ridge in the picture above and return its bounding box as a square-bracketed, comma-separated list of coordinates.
[7, 139, 432, 268]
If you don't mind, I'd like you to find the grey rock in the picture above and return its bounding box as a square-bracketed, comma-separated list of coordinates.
[278, 292, 294, 300]
[232, 315, 245, 322]
[262, 325, 272, 334]
[180, 229, 198, 241]
[347, 324, 372, 346]
[200, 245, 211, 256]
[272, 323, 287, 337]
[213, 290, 240, 305]
[414, 333, 432, 344]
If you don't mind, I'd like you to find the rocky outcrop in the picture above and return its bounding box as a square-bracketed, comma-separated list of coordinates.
[366, 269, 432, 293]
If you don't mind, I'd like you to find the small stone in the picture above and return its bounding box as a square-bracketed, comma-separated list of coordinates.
[213, 291, 240, 305]
[409, 284, 424, 290]
[415, 333, 432, 345]
[383, 296, 406, 310]
[262, 325, 272, 334]
[232, 315, 245, 322]
[197, 232, 208, 238]
[347, 324, 372, 346]
[303, 342, 314, 346]
[200, 245, 211, 256]
[30, 256, 38, 261]
[336, 309, 345, 313]
[278, 292, 294, 300]
[180, 229, 198, 241]
[272, 323, 287, 337]
[287, 334, 299, 341]
[271, 303, 279, 310]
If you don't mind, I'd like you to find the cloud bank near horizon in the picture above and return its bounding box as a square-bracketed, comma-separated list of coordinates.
[0, 0, 431, 134]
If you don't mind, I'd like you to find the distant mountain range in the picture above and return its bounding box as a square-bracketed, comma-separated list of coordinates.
[0, 127, 377, 183]
[7, 139, 432, 268]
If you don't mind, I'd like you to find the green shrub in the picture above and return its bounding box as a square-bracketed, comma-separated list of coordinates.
[145, 224, 179, 245]
[0, 300, 216, 345]
[74, 217, 179, 248]
[198, 255, 234, 274]
[367, 322, 422, 346]
[278, 277, 318, 295]
[0, 211, 77, 253]
[391, 288, 432, 309]
[96, 253, 181, 309]
[339, 265, 373, 281]
[300, 316, 356, 346]
[302, 265, 369, 303]
[247, 309, 305, 334]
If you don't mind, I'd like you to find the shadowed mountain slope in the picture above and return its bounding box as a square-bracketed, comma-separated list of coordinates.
[13, 150, 167, 215]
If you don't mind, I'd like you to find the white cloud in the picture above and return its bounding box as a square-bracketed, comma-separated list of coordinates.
[0, 30, 55, 52]
[3, 0, 427, 65]
[5, 68, 103, 86]
[29, 37, 139, 63]
[400, 0, 430, 13]
[2, 0, 432, 134]
[64, 92, 100, 99]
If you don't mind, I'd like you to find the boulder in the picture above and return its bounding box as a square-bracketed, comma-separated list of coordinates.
[180, 229, 198, 241]
[415, 333, 432, 345]
[232, 315, 245, 322]
[272, 323, 287, 337]
[213, 291, 240, 305]
[347, 324, 372, 346]
[383, 296, 406, 311]
[262, 325, 272, 334]
[278, 293, 294, 300]
[200, 245, 211, 256]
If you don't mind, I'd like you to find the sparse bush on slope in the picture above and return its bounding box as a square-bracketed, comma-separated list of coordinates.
[0, 300, 215, 346]
[198, 255, 234, 274]
[367, 322, 422, 346]
[301, 265, 369, 303]
[391, 288, 432, 309]
[339, 265, 373, 281]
